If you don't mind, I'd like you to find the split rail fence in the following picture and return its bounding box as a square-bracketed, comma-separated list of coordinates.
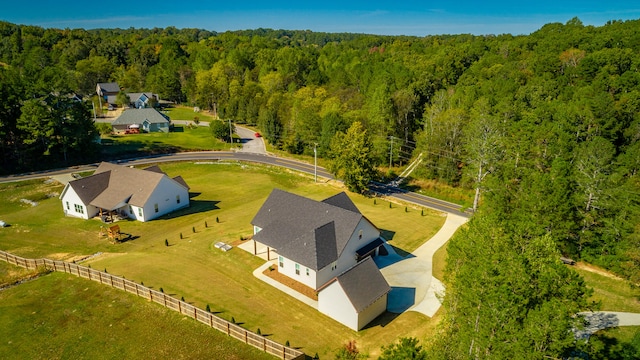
[0, 250, 305, 360]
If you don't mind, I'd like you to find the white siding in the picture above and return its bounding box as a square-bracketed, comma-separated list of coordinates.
[315, 218, 380, 288]
[279, 256, 318, 289]
[357, 293, 387, 330]
[318, 280, 388, 331]
[139, 177, 189, 222]
[318, 280, 359, 330]
[60, 185, 97, 220]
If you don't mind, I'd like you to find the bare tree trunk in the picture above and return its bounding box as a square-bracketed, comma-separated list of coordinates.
[473, 164, 482, 212]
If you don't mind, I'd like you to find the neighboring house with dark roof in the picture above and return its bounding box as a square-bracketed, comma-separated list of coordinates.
[111, 108, 170, 133]
[96, 82, 120, 104]
[59, 162, 189, 222]
[251, 189, 389, 330]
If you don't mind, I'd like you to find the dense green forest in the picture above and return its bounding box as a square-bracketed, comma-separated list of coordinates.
[1, 17, 639, 358]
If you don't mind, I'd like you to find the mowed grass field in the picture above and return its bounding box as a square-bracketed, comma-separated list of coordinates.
[101, 125, 233, 159]
[0, 271, 274, 360]
[0, 161, 446, 358]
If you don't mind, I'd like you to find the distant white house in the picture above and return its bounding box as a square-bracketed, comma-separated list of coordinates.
[111, 108, 170, 133]
[59, 162, 189, 222]
[251, 189, 390, 330]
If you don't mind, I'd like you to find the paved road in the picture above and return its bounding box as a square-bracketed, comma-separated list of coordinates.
[1, 151, 468, 217]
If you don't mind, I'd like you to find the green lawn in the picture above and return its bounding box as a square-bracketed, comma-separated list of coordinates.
[0, 161, 445, 358]
[164, 105, 217, 122]
[574, 265, 640, 313]
[100, 125, 234, 159]
[0, 271, 274, 360]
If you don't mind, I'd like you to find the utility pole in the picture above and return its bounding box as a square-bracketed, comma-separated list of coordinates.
[313, 143, 318, 183]
[389, 136, 394, 169]
[228, 119, 233, 143]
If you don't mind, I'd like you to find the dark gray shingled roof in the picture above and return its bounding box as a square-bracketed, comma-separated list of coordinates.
[97, 82, 120, 94]
[322, 192, 361, 214]
[112, 108, 170, 126]
[251, 189, 371, 270]
[333, 257, 390, 313]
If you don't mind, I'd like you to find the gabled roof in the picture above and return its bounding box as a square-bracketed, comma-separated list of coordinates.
[97, 82, 120, 94]
[112, 108, 170, 126]
[251, 189, 372, 270]
[331, 257, 390, 313]
[128, 92, 157, 103]
[322, 192, 361, 214]
[67, 162, 188, 210]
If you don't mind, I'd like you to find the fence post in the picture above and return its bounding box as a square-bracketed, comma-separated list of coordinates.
[227, 322, 230, 336]
[245, 330, 248, 343]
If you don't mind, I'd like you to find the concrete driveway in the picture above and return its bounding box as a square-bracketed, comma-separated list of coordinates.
[235, 125, 266, 154]
[375, 213, 468, 317]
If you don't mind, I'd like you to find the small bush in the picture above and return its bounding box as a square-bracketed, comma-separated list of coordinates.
[216, 217, 219, 223]
[257, 328, 261, 335]
[180, 232, 183, 239]
[165, 239, 169, 247]
[285, 340, 290, 347]
[160, 287, 164, 293]
[192, 226, 195, 233]
[206, 304, 211, 312]
[181, 296, 185, 301]
[231, 317, 236, 324]
[205, 221, 208, 228]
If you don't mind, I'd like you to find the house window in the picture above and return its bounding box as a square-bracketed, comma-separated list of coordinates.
[331, 262, 337, 271]
[176, 195, 180, 204]
[74, 204, 84, 214]
[306, 268, 309, 276]
[129, 205, 133, 214]
[66, 201, 70, 210]
[154, 203, 159, 213]
[279, 256, 284, 268]
[138, 208, 143, 217]
[359, 230, 363, 240]
[295, 263, 300, 275]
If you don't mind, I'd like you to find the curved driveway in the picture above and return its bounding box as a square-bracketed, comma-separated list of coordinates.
[375, 214, 468, 317]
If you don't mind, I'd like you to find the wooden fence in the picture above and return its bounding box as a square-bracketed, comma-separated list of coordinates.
[0, 250, 305, 360]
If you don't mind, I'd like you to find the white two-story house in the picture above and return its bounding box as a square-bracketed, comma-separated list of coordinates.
[251, 189, 389, 330]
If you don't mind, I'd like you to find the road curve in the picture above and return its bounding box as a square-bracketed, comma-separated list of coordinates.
[0, 151, 469, 217]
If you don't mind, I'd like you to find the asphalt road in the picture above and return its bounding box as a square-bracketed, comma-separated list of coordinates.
[0, 151, 469, 217]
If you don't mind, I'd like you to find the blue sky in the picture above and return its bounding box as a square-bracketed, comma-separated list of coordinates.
[3, 1, 640, 36]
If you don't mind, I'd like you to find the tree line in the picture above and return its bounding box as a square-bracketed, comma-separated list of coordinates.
[1, 17, 639, 357]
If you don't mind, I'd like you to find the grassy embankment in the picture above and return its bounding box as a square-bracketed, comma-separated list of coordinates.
[0, 162, 446, 358]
